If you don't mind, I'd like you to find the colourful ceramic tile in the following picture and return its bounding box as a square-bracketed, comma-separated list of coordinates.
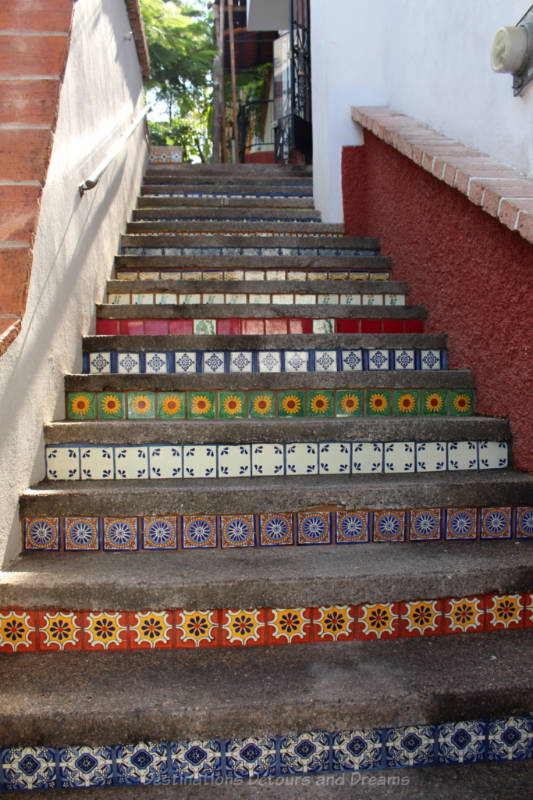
[225, 736, 276, 779]
[357, 602, 399, 640]
[149, 445, 182, 479]
[115, 742, 170, 785]
[478, 440, 508, 470]
[279, 731, 330, 774]
[64, 517, 100, 550]
[173, 608, 220, 649]
[103, 518, 138, 551]
[480, 507, 512, 539]
[422, 390, 447, 415]
[218, 392, 247, 419]
[80, 446, 114, 480]
[400, 599, 442, 638]
[335, 511, 370, 543]
[278, 390, 305, 417]
[259, 513, 294, 546]
[314, 350, 337, 372]
[487, 717, 533, 761]
[157, 392, 185, 419]
[127, 393, 156, 419]
[24, 517, 59, 551]
[142, 517, 177, 550]
[98, 393, 125, 419]
[383, 442, 415, 473]
[485, 594, 524, 631]
[3, 746, 57, 791]
[68, 393, 96, 420]
[436, 720, 486, 764]
[445, 508, 477, 541]
[128, 611, 174, 649]
[193, 319, 216, 335]
[516, 508, 533, 538]
[82, 611, 128, 651]
[182, 515, 217, 549]
[229, 351, 253, 373]
[444, 596, 485, 634]
[409, 509, 442, 541]
[373, 510, 407, 542]
[170, 738, 223, 781]
[251, 444, 284, 476]
[297, 511, 331, 545]
[384, 726, 435, 767]
[287, 443, 318, 475]
[0, 610, 37, 652]
[188, 392, 216, 419]
[37, 611, 82, 651]
[415, 441, 447, 472]
[307, 390, 334, 417]
[331, 730, 383, 771]
[313, 605, 355, 642]
[318, 442, 351, 475]
[145, 353, 168, 374]
[220, 608, 266, 647]
[58, 745, 114, 788]
[118, 352, 141, 373]
[221, 515, 255, 548]
[450, 390, 474, 415]
[267, 607, 311, 644]
[335, 390, 363, 417]
[249, 391, 275, 418]
[46, 447, 80, 480]
[394, 390, 420, 416]
[366, 389, 392, 416]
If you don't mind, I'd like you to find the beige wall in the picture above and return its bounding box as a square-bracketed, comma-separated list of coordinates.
[0, 0, 147, 566]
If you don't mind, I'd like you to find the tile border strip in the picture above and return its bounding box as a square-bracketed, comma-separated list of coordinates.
[2, 715, 532, 790]
[105, 291, 406, 306]
[23, 507, 533, 552]
[0, 591, 532, 653]
[115, 269, 390, 281]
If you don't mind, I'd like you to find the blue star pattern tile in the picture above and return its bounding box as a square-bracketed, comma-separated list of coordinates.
[279, 732, 330, 775]
[373, 511, 406, 543]
[59, 746, 113, 788]
[182, 516, 217, 549]
[24, 518, 59, 551]
[297, 511, 332, 545]
[115, 742, 169, 785]
[335, 511, 370, 543]
[221, 515, 255, 548]
[2, 747, 57, 791]
[143, 518, 177, 550]
[225, 737, 277, 779]
[331, 730, 383, 771]
[517, 508, 533, 538]
[487, 716, 533, 761]
[436, 721, 486, 764]
[103, 518, 138, 551]
[409, 509, 442, 541]
[64, 518, 100, 551]
[170, 739, 223, 781]
[384, 726, 436, 768]
[259, 513, 294, 546]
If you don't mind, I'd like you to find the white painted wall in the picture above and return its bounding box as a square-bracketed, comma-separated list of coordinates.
[311, 0, 533, 221]
[0, 0, 147, 566]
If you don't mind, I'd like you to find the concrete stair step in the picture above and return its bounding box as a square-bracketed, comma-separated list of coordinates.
[142, 173, 313, 186]
[140, 184, 314, 197]
[96, 306, 421, 321]
[145, 164, 313, 178]
[21, 470, 533, 518]
[105, 279, 407, 294]
[138, 193, 317, 207]
[132, 207, 322, 221]
[126, 221, 342, 235]
[120, 234, 378, 251]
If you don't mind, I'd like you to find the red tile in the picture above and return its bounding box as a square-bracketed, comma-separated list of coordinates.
[175, 609, 220, 648]
[96, 319, 119, 335]
[336, 319, 359, 333]
[217, 318, 240, 335]
[120, 319, 144, 335]
[360, 319, 382, 334]
[399, 599, 442, 638]
[169, 319, 193, 335]
[128, 610, 174, 649]
[289, 318, 313, 333]
[242, 319, 264, 335]
[485, 594, 524, 631]
[405, 319, 425, 333]
[443, 596, 485, 635]
[37, 610, 83, 651]
[144, 319, 169, 335]
[356, 602, 399, 640]
[312, 605, 356, 642]
[524, 594, 533, 628]
[266, 607, 311, 645]
[81, 611, 128, 651]
[0, 609, 37, 653]
[265, 319, 288, 334]
[220, 608, 266, 647]
[382, 319, 405, 334]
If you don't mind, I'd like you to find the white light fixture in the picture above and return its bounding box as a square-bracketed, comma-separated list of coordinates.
[491, 5, 533, 95]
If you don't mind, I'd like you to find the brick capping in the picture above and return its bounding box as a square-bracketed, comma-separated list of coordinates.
[123, 0, 151, 80]
[351, 105, 533, 247]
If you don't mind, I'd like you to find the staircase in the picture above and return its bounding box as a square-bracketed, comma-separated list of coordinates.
[2, 162, 533, 795]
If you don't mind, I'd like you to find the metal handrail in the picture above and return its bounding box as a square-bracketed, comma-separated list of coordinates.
[78, 104, 152, 196]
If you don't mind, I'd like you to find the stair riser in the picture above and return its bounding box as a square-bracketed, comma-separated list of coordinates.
[116, 267, 392, 281]
[126, 223, 343, 235]
[141, 187, 314, 198]
[122, 247, 378, 259]
[104, 292, 407, 306]
[23, 506, 533, 552]
[133, 209, 322, 221]
[139, 194, 317, 207]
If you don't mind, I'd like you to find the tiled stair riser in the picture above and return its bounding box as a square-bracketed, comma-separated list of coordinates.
[44, 441, 508, 481]
[105, 292, 406, 305]
[115, 269, 391, 281]
[95, 318, 424, 336]
[67, 388, 474, 421]
[3, 715, 532, 791]
[24, 507, 533, 552]
[85, 347, 446, 374]
[122, 247, 376, 257]
[1, 591, 532, 654]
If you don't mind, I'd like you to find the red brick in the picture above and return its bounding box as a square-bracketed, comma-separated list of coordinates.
[0, 185, 41, 242]
[0, 129, 50, 182]
[443, 164, 458, 187]
[517, 210, 533, 244]
[498, 199, 521, 231]
[0, 35, 69, 77]
[0, 247, 31, 314]
[0, 0, 73, 31]
[0, 79, 60, 125]
[0, 316, 21, 356]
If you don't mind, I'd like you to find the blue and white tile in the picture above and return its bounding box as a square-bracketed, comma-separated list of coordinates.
[145, 352, 168, 374]
[80, 446, 114, 480]
[352, 443, 383, 473]
[174, 352, 197, 374]
[171, 738, 223, 781]
[114, 446, 149, 479]
[341, 350, 363, 372]
[115, 742, 169, 785]
[447, 441, 478, 471]
[202, 293, 225, 304]
[202, 351, 225, 374]
[284, 351, 309, 373]
[149, 445, 182, 478]
[394, 349, 415, 370]
[179, 293, 201, 305]
[131, 294, 152, 305]
[183, 445, 217, 478]
[487, 716, 533, 761]
[46, 446, 80, 480]
[225, 737, 277, 779]
[286, 443, 318, 475]
[317, 293, 339, 305]
[2, 747, 57, 791]
[331, 730, 382, 771]
[339, 294, 360, 305]
[385, 725, 436, 767]
[226, 293, 247, 304]
[118, 352, 141, 375]
[312, 319, 335, 334]
[363, 293, 383, 305]
[218, 445, 251, 477]
[436, 721, 486, 764]
[384, 442, 415, 473]
[258, 351, 282, 373]
[155, 293, 177, 304]
[385, 294, 406, 306]
[416, 441, 447, 472]
[230, 352, 253, 374]
[314, 351, 337, 372]
[251, 444, 285, 476]
[367, 349, 390, 370]
[318, 443, 351, 474]
[59, 746, 113, 788]
[420, 350, 442, 370]
[108, 293, 130, 305]
[478, 441, 508, 470]
[279, 732, 330, 775]
[89, 352, 111, 374]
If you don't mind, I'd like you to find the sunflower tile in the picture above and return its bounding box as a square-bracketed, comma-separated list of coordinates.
[422, 390, 447, 416]
[218, 391, 247, 419]
[278, 390, 305, 417]
[249, 391, 275, 418]
[450, 389, 474, 415]
[394, 390, 420, 416]
[188, 392, 216, 419]
[127, 392, 156, 419]
[68, 393, 96, 420]
[157, 392, 185, 419]
[366, 389, 392, 416]
[307, 390, 334, 417]
[98, 392, 125, 420]
[335, 390, 363, 417]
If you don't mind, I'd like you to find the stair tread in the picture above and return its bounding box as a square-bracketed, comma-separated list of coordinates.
[126, 222, 342, 234]
[114, 254, 391, 268]
[3, 540, 533, 610]
[105, 279, 407, 293]
[96, 305, 424, 319]
[82, 333, 446, 349]
[138, 194, 317, 207]
[0, 631, 531, 746]
[120, 234, 377, 249]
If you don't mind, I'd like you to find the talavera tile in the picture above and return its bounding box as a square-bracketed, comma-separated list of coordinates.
[251, 444, 284, 476]
[218, 445, 251, 477]
[183, 445, 217, 478]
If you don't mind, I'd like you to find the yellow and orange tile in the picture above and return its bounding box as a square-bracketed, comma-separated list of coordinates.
[357, 602, 399, 640]
[312, 605, 355, 642]
[37, 610, 83, 651]
[266, 607, 311, 645]
[399, 599, 442, 638]
[82, 611, 128, 651]
[175, 609, 220, 648]
[524, 593, 533, 628]
[0, 609, 37, 652]
[443, 596, 485, 635]
[220, 608, 266, 647]
[128, 610, 174, 649]
[485, 594, 524, 631]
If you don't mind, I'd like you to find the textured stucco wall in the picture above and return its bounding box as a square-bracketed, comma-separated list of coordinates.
[342, 135, 533, 472]
[0, 0, 147, 566]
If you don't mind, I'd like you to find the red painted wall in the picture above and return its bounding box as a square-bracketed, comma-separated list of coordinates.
[342, 133, 533, 472]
